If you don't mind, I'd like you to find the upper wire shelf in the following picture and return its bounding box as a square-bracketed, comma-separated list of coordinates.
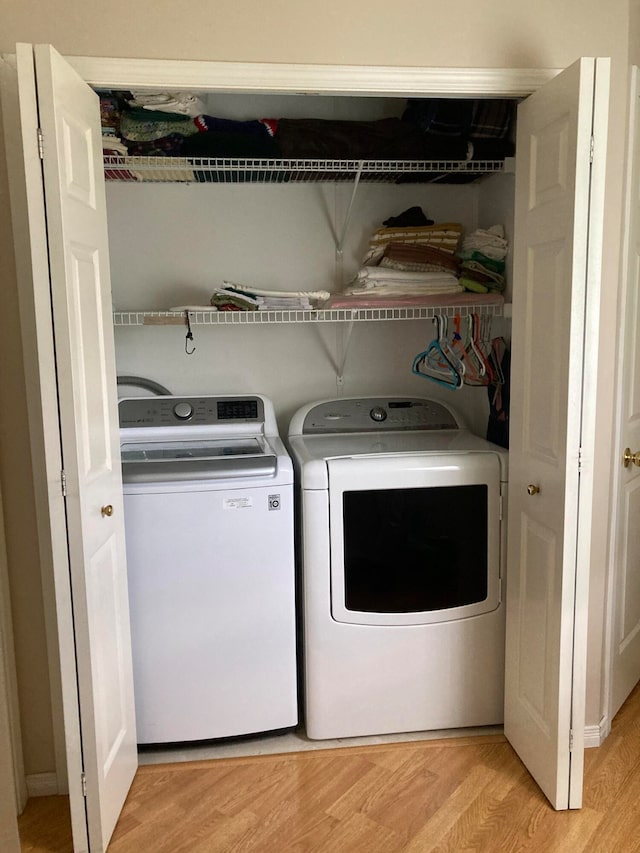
[113, 303, 504, 326]
[103, 156, 512, 184]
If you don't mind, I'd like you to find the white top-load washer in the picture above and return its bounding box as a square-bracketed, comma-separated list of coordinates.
[120, 394, 297, 745]
[288, 396, 508, 741]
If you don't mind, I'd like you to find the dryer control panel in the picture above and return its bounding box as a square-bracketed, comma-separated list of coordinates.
[299, 397, 461, 434]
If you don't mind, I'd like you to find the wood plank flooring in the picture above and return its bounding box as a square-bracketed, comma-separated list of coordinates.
[18, 683, 640, 852]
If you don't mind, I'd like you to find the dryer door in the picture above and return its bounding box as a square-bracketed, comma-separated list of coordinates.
[327, 452, 503, 626]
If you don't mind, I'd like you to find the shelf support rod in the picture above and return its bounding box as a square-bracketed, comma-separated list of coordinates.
[336, 319, 355, 394]
[335, 161, 364, 288]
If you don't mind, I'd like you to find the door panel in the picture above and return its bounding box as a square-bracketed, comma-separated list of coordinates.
[506, 57, 606, 810]
[68, 243, 112, 475]
[522, 242, 565, 462]
[33, 43, 137, 850]
[518, 514, 556, 728]
[612, 68, 640, 719]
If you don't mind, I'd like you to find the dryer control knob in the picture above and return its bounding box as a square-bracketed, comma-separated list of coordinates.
[370, 406, 387, 422]
[173, 402, 193, 420]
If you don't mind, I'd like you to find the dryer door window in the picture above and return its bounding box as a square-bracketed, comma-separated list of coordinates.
[327, 452, 502, 626]
[343, 484, 488, 614]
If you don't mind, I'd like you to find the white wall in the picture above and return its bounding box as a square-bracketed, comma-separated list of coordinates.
[0, 0, 626, 69]
[0, 484, 24, 850]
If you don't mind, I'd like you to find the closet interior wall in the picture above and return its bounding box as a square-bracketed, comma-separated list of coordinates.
[106, 91, 515, 436]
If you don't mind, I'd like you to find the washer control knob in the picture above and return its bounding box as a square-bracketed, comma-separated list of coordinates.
[173, 402, 193, 420]
[370, 406, 387, 422]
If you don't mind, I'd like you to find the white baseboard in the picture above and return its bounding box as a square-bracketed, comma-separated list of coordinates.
[584, 717, 610, 748]
[25, 772, 58, 798]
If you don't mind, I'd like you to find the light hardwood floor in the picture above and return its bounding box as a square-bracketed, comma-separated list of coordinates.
[18, 683, 640, 852]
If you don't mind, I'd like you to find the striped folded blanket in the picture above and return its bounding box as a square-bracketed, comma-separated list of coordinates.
[379, 242, 461, 274]
[362, 223, 463, 266]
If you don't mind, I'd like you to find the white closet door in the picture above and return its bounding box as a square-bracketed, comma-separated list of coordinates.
[611, 68, 640, 719]
[31, 43, 137, 850]
[505, 57, 608, 810]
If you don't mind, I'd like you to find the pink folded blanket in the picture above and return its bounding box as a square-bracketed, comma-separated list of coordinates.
[323, 293, 505, 310]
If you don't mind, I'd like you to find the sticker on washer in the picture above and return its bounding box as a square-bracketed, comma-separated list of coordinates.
[268, 494, 281, 511]
[223, 497, 253, 510]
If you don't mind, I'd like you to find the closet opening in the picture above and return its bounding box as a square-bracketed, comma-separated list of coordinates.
[95, 81, 518, 765]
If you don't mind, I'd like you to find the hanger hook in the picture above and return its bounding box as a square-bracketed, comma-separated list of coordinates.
[185, 312, 196, 356]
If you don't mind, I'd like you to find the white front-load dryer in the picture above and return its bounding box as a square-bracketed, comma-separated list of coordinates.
[288, 396, 508, 740]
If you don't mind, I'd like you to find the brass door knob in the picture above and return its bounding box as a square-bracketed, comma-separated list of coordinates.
[101, 504, 114, 517]
[623, 448, 640, 468]
[527, 484, 540, 496]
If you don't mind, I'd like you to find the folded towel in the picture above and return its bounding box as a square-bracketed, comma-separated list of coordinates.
[256, 297, 313, 309]
[380, 242, 461, 274]
[169, 305, 219, 312]
[211, 287, 260, 311]
[222, 281, 331, 301]
[120, 109, 199, 143]
[353, 268, 461, 288]
[129, 92, 206, 117]
[363, 223, 463, 265]
[345, 283, 464, 297]
[460, 260, 505, 291]
[461, 225, 508, 260]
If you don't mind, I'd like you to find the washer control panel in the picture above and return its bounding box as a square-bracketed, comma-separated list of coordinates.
[301, 398, 460, 434]
[119, 395, 263, 428]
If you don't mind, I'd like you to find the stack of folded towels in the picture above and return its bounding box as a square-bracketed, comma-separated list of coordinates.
[339, 207, 465, 304]
[457, 225, 508, 294]
[211, 282, 330, 311]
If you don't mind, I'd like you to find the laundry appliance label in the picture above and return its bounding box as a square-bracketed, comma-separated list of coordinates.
[223, 496, 253, 510]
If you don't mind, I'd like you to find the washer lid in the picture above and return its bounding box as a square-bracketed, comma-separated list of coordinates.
[120, 437, 277, 484]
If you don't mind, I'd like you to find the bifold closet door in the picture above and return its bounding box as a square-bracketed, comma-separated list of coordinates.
[8, 43, 138, 851]
[505, 56, 608, 810]
[610, 67, 640, 722]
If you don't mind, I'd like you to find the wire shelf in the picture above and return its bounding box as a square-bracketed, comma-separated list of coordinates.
[103, 156, 509, 185]
[113, 303, 504, 326]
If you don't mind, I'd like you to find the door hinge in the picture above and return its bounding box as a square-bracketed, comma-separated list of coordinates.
[569, 729, 574, 752]
[37, 127, 44, 160]
[578, 447, 583, 473]
[498, 494, 504, 521]
[61, 469, 67, 497]
[81, 772, 87, 797]
[590, 135, 594, 164]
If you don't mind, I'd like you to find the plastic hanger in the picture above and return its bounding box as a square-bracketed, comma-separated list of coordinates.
[411, 316, 462, 389]
[490, 336, 507, 385]
[467, 314, 488, 381]
[474, 314, 495, 382]
[439, 315, 465, 383]
[451, 313, 485, 386]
